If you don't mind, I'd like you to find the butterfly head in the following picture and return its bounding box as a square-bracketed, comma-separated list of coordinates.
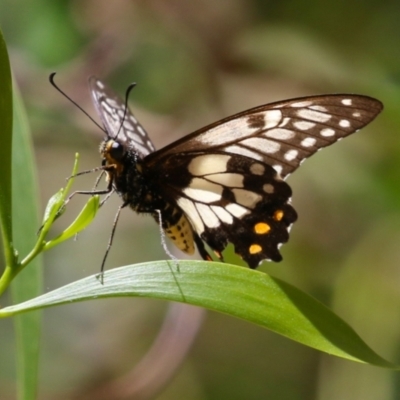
[101, 137, 124, 159]
[100, 138, 130, 175]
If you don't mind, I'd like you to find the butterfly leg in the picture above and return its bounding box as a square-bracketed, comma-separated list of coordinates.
[154, 209, 178, 262]
[63, 165, 116, 209]
[96, 201, 128, 284]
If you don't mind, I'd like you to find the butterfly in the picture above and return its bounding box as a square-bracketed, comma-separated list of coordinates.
[88, 77, 382, 268]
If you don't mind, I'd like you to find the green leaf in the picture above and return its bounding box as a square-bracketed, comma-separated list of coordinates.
[0, 261, 396, 368]
[41, 188, 65, 227]
[43, 195, 100, 251]
[0, 24, 14, 268]
[0, 27, 40, 400]
[11, 74, 43, 399]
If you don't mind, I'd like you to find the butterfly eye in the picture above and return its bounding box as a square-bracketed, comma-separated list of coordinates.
[109, 141, 124, 161]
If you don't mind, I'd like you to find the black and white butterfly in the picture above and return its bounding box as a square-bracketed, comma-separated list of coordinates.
[88, 77, 382, 268]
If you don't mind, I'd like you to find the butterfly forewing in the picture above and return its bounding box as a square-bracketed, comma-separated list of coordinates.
[89, 76, 156, 157]
[90, 77, 383, 268]
[147, 94, 383, 179]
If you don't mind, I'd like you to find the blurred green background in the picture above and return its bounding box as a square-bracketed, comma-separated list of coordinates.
[1, 0, 400, 399]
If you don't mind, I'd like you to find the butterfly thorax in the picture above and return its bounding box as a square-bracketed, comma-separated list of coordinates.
[100, 139, 152, 210]
[100, 138, 196, 254]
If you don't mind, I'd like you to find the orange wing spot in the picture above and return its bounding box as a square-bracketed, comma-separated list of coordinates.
[274, 210, 284, 221]
[254, 222, 271, 234]
[249, 244, 262, 254]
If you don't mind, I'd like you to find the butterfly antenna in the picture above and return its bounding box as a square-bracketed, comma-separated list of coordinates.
[115, 82, 137, 140]
[49, 72, 105, 133]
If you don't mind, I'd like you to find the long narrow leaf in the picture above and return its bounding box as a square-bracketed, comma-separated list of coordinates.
[0, 25, 13, 268]
[0, 261, 396, 369]
[11, 82, 43, 400]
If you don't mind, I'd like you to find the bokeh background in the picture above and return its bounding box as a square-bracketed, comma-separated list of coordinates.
[1, 1, 400, 399]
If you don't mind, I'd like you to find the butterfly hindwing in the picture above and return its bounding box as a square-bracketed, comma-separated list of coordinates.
[149, 152, 297, 267]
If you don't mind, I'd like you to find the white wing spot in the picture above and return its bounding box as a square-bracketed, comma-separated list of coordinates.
[309, 105, 327, 112]
[196, 111, 281, 145]
[211, 206, 234, 224]
[297, 109, 332, 123]
[289, 101, 313, 108]
[224, 145, 264, 161]
[263, 110, 283, 128]
[232, 189, 262, 208]
[207, 173, 244, 188]
[284, 149, 298, 161]
[226, 203, 249, 218]
[188, 155, 231, 176]
[263, 184, 274, 194]
[106, 99, 118, 108]
[177, 198, 205, 234]
[195, 203, 220, 228]
[183, 188, 222, 203]
[342, 98, 352, 106]
[241, 137, 280, 154]
[273, 165, 283, 175]
[353, 112, 361, 117]
[103, 103, 113, 114]
[265, 128, 295, 140]
[137, 126, 147, 137]
[278, 117, 290, 128]
[184, 177, 223, 203]
[250, 163, 265, 175]
[339, 119, 351, 128]
[301, 137, 317, 147]
[320, 128, 335, 137]
[293, 121, 316, 131]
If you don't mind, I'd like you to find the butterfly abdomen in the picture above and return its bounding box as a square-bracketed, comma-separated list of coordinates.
[154, 207, 195, 254]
